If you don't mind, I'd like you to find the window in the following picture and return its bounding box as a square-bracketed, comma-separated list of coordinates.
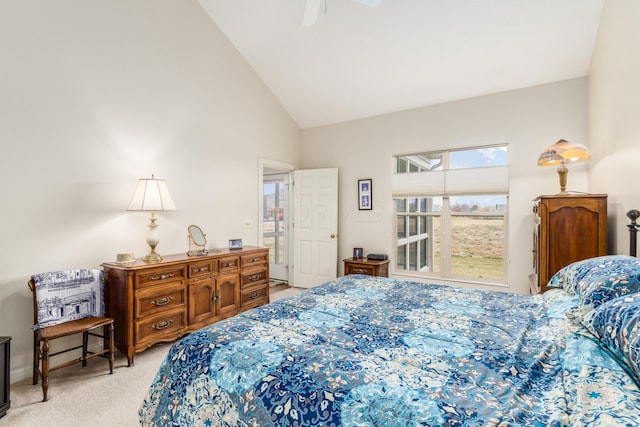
[393, 145, 508, 284]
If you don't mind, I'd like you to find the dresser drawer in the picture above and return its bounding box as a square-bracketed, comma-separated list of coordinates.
[241, 250, 268, 270]
[188, 261, 216, 278]
[135, 266, 186, 289]
[135, 308, 186, 344]
[218, 255, 239, 273]
[240, 284, 269, 308]
[240, 269, 268, 289]
[135, 283, 187, 318]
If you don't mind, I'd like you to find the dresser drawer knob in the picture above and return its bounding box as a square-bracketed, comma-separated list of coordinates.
[353, 268, 368, 274]
[151, 319, 174, 330]
[150, 296, 173, 306]
[250, 274, 261, 281]
[192, 267, 208, 273]
[150, 273, 175, 281]
[250, 291, 261, 299]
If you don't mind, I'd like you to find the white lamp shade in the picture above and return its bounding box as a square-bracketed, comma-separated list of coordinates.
[127, 176, 176, 212]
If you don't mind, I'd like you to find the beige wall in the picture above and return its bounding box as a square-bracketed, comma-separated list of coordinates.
[588, 0, 640, 254]
[0, 0, 300, 383]
[301, 78, 589, 294]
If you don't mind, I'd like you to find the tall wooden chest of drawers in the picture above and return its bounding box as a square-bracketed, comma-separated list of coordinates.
[532, 194, 607, 293]
[103, 247, 269, 365]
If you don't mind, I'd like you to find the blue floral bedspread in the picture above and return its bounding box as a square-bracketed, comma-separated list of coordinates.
[139, 275, 640, 426]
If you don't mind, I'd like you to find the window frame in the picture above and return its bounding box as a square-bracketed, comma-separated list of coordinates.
[392, 144, 509, 286]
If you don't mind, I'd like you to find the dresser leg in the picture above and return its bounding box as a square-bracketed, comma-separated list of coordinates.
[127, 348, 135, 367]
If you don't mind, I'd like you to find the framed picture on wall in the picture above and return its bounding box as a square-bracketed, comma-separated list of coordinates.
[358, 179, 372, 210]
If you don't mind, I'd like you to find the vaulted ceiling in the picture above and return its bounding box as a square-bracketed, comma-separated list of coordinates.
[199, 0, 604, 129]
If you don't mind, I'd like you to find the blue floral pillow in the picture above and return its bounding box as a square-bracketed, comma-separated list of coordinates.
[582, 293, 640, 385]
[576, 256, 640, 315]
[546, 258, 593, 294]
[546, 255, 639, 296]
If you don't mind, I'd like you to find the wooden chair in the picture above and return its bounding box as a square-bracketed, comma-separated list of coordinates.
[28, 270, 115, 402]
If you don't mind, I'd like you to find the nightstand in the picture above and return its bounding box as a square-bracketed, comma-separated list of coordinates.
[533, 194, 607, 292]
[343, 258, 389, 277]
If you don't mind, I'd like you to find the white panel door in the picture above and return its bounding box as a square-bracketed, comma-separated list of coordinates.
[292, 168, 338, 288]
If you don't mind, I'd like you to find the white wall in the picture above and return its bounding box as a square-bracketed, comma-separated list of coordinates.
[0, 0, 300, 383]
[300, 78, 589, 294]
[588, 0, 640, 254]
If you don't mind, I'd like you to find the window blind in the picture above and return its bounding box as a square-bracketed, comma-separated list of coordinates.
[392, 166, 508, 197]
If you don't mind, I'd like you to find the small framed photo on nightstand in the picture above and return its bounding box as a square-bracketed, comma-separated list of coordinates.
[229, 239, 243, 250]
[353, 247, 363, 259]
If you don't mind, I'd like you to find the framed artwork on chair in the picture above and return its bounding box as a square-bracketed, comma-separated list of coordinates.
[358, 179, 372, 210]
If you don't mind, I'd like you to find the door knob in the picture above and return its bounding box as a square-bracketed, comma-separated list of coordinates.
[330, 233, 336, 238]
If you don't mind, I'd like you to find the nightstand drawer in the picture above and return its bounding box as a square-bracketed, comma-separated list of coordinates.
[345, 264, 377, 275]
[135, 283, 187, 318]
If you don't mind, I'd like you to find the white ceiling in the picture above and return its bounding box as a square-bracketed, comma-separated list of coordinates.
[198, 0, 604, 129]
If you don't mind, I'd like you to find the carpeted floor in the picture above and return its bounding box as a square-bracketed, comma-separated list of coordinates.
[2, 285, 305, 427]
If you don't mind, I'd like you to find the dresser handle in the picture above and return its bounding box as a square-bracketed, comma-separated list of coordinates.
[150, 296, 173, 306]
[250, 291, 261, 299]
[150, 273, 175, 281]
[222, 262, 236, 268]
[250, 274, 261, 281]
[151, 319, 174, 330]
[249, 257, 260, 262]
[353, 268, 368, 274]
[192, 267, 208, 273]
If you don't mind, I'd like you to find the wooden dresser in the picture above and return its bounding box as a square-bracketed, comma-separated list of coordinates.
[343, 258, 389, 277]
[532, 194, 607, 293]
[103, 247, 269, 365]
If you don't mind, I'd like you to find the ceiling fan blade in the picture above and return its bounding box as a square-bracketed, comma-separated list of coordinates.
[352, 0, 382, 7]
[303, 0, 322, 26]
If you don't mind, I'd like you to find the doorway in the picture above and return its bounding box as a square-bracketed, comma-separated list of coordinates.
[263, 173, 288, 281]
[258, 159, 339, 288]
[259, 158, 295, 284]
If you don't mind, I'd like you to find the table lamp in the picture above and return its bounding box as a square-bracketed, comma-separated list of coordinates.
[127, 174, 176, 263]
[537, 139, 590, 194]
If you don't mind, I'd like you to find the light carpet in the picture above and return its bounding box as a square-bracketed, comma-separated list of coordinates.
[2, 286, 304, 427]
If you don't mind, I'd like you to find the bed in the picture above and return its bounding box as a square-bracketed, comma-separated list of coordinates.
[139, 252, 640, 426]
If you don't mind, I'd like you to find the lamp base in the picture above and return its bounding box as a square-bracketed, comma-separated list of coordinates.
[143, 212, 163, 263]
[143, 249, 163, 263]
[556, 164, 568, 194]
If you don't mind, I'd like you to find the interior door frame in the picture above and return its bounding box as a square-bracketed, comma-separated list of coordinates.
[258, 157, 296, 283]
